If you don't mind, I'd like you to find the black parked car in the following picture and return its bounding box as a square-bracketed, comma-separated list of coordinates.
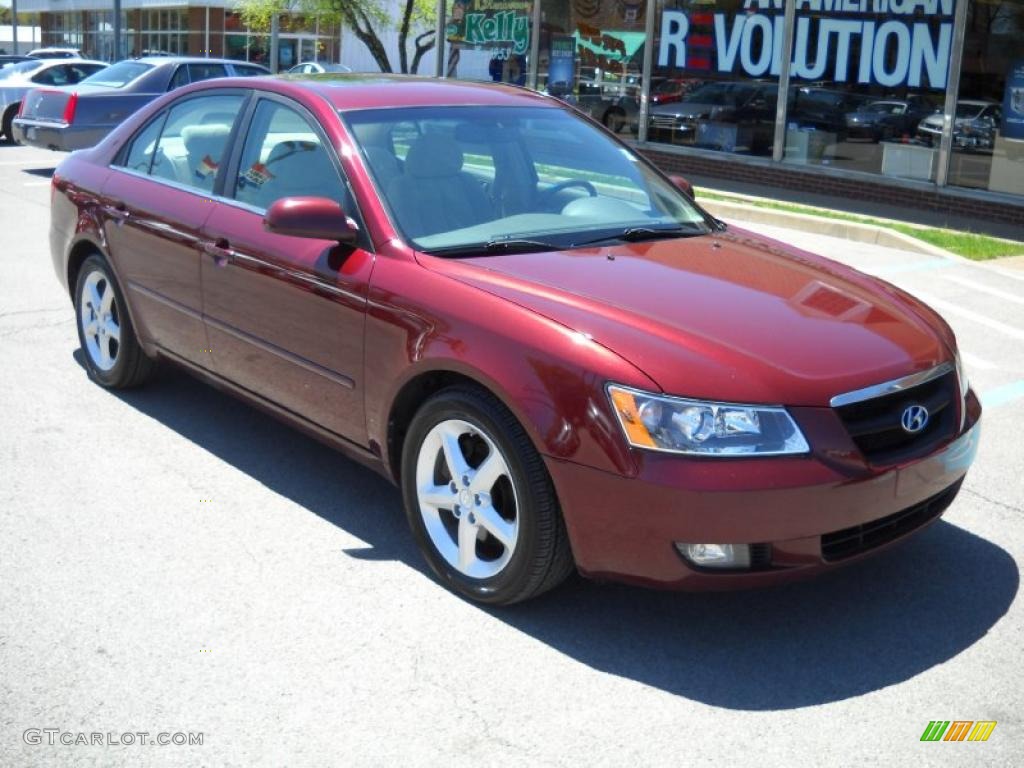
[787, 87, 870, 139]
[14, 56, 269, 151]
[845, 97, 937, 141]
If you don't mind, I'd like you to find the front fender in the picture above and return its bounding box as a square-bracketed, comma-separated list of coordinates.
[364, 253, 657, 479]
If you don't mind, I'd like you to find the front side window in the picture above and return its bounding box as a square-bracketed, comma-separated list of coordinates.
[127, 94, 243, 192]
[231, 99, 350, 211]
[346, 105, 709, 254]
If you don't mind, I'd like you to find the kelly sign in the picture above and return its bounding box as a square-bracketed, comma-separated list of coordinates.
[658, 0, 956, 89]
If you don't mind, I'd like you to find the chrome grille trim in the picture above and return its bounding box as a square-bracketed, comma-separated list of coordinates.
[829, 362, 955, 409]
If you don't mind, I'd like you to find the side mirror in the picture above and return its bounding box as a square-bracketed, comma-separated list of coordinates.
[264, 196, 358, 244]
[668, 174, 695, 199]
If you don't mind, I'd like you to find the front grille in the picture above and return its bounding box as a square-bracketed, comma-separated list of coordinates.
[821, 479, 962, 562]
[835, 371, 958, 465]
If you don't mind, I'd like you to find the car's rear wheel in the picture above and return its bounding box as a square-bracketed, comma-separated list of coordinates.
[401, 386, 574, 605]
[74, 254, 154, 388]
[2, 105, 19, 144]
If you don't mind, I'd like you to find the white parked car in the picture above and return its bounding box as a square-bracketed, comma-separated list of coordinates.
[287, 62, 352, 74]
[27, 48, 84, 60]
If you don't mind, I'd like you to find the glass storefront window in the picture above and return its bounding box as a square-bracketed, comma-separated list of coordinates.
[647, 1, 781, 156]
[778, 0, 953, 181]
[534, 0, 646, 137]
[441, 1, 536, 86]
[948, 0, 1024, 195]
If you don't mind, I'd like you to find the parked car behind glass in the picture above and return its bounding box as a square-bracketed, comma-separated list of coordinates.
[917, 100, 1002, 151]
[845, 97, 937, 142]
[14, 56, 269, 151]
[1, 58, 107, 143]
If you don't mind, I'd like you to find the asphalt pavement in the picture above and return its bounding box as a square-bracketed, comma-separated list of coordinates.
[0, 142, 1021, 767]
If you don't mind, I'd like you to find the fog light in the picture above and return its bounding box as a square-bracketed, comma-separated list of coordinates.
[676, 543, 751, 569]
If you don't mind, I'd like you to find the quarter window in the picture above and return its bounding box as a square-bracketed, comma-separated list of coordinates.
[231, 99, 350, 211]
[123, 112, 167, 174]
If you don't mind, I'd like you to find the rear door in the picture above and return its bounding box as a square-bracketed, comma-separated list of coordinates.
[199, 95, 374, 443]
[100, 91, 246, 367]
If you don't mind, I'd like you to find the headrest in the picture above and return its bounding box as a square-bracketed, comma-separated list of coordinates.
[404, 133, 464, 178]
[181, 123, 230, 150]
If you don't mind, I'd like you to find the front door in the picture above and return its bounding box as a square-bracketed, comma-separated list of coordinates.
[200, 96, 374, 444]
[101, 92, 244, 367]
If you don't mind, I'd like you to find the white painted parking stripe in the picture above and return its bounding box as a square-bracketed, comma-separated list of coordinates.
[960, 351, 999, 371]
[21, 181, 50, 187]
[915, 292, 1024, 341]
[941, 274, 1024, 306]
[981, 380, 1024, 409]
[0, 160, 47, 166]
[869, 258, 952, 276]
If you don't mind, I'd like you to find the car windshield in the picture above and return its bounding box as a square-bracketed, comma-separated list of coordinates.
[345, 105, 711, 255]
[81, 60, 153, 88]
[865, 101, 904, 114]
[956, 103, 987, 119]
[0, 60, 45, 80]
[681, 83, 751, 106]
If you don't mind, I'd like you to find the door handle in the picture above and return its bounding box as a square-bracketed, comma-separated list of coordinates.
[202, 238, 233, 267]
[108, 201, 130, 225]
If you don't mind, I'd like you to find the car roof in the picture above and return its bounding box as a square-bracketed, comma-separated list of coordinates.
[135, 56, 266, 67]
[266, 74, 555, 110]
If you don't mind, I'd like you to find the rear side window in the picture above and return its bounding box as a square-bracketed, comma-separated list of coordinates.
[31, 65, 70, 86]
[187, 63, 228, 83]
[123, 94, 243, 192]
[168, 66, 190, 91]
[232, 65, 267, 78]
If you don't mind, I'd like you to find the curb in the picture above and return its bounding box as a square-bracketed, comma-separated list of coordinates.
[698, 199, 958, 259]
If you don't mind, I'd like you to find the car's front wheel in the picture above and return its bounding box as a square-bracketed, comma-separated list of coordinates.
[74, 254, 154, 388]
[401, 386, 574, 605]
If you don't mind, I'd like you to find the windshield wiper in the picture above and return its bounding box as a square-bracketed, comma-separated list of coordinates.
[572, 225, 704, 247]
[423, 237, 557, 257]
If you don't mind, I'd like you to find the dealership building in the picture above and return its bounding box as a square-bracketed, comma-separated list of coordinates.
[14, 1, 341, 69]
[437, 0, 1024, 230]
[12, 0, 1024, 229]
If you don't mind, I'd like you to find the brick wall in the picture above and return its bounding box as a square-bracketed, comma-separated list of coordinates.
[640, 146, 1024, 232]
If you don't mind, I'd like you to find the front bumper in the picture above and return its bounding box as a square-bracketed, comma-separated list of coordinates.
[12, 118, 109, 151]
[547, 390, 981, 590]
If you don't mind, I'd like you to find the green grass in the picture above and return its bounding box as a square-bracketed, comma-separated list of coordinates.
[696, 190, 1024, 261]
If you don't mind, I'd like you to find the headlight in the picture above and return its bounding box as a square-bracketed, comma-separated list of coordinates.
[607, 385, 810, 456]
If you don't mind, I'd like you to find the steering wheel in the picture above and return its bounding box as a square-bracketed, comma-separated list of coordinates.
[538, 179, 598, 207]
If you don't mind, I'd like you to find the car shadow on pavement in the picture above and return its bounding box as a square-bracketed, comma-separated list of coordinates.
[86, 354, 1020, 712]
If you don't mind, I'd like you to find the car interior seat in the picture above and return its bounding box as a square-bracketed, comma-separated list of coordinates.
[181, 124, 232, 190]
[385, 133, 493, 238]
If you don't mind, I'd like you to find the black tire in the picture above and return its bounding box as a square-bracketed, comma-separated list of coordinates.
[2, 105, 18, 144]
[603, 108, 625, 134]
[74, 254, 155, 388]
[401, 385, 575, 605]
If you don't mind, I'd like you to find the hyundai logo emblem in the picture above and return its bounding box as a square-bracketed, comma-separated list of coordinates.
[901, 404, 930, 434]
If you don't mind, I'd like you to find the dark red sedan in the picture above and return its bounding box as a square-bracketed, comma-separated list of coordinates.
[50, 75, 981, 605]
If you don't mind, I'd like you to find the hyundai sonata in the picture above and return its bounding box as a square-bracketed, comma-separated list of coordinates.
[49, 75, 981, 604]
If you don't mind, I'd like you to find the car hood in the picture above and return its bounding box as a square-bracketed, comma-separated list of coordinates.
[426, 228, 953, 406]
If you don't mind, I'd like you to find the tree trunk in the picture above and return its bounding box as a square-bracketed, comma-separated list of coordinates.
[398, 0, 415, 74]
[340, 6, 393, 73]
[410, 30, 436, 75]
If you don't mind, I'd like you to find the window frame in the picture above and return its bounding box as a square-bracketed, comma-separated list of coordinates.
[112, 89, 253, 200]
[221, 92, 371, 250]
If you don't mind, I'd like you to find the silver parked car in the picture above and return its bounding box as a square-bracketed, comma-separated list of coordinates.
[287, 61, 352, 74]
[13, 56, 269, 151]
[0, 59, 107, 143]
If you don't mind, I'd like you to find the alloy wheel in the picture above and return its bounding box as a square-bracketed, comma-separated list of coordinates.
[79, 269, 121, 371]
[415, 418, 519, 579]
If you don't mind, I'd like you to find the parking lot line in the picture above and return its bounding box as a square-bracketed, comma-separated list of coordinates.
[913, 293, 1024, 341]
[941, 274, 1024, 306]
[980, 380, 1024, 409]
[960, 351, 998, 371]
[869, 258, 952, 276]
